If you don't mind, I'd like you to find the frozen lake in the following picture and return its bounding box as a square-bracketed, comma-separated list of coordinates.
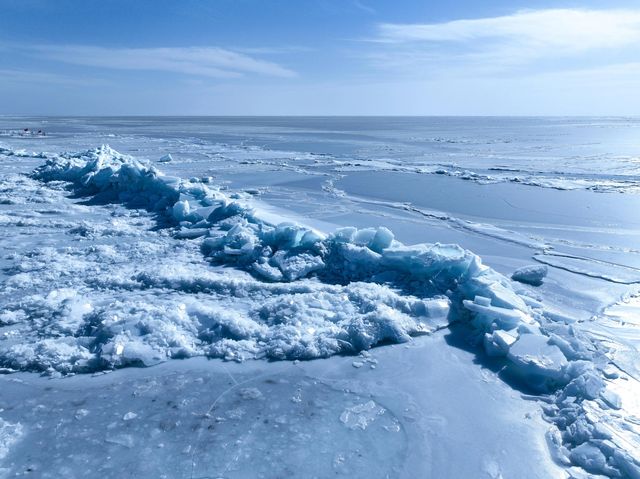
[0, 116, 639, 478]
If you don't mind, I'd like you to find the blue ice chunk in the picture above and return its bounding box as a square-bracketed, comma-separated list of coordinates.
[600, 389, 622, 410]
[512, 265, 548, 286]
[172, 200, 190, 221]
[563, 371, 604, 400]
[569, 443, 609, 476]
[484, 330, 519, 356]
[271, 252, 325, 281]
[191, 206, 217, 221]
[299, 230, 324, 247]
[473, 295, 492, 307]
[347, 305, 414, 350]
[369, 227, 394, 253]
[252, 261, 284, 282]
[174, 228, 209, 239]
[207, 201, 247, 222]
[271, 223, 305, 249]
[463, 299, 527, 330]
[353, 228, 377, 246]
[507, 334, 568, 381]
[332, 227, 357, 243]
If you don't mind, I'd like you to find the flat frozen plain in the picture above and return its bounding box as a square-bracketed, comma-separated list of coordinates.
[1, 117, 639, 478]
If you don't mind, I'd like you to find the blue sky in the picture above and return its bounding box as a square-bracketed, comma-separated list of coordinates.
[2, 0, 640, 115]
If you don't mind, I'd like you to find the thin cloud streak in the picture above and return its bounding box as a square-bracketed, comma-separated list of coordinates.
[366, 9, 640, 76]
[376, 9, 640, 52]
[29, 45, 297, 79]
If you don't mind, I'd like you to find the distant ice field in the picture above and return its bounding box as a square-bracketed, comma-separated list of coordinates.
[5, 116, 639, 191]
[0, 116, 639, 478]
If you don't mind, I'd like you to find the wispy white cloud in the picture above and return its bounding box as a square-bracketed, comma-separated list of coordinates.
[377, 9, 640, 51]
[233, 45, 314, 56]
[29, 45, 297, 79]
[353, 0, 376, 15]
[369, 9, 640, 72]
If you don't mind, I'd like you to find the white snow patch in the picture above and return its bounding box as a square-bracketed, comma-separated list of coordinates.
[0, 418, 23, 460]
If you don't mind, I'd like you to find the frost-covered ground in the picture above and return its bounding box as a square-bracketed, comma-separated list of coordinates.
[1, 117, 639, 478]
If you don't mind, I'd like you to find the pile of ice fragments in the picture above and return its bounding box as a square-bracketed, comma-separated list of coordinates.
[21, 146, 639, 476]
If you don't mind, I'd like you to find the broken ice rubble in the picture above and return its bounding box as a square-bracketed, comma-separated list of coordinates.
[11, 145, 636, 476]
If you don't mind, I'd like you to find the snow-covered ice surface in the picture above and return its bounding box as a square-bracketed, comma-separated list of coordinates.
[1, 116, 640, 478]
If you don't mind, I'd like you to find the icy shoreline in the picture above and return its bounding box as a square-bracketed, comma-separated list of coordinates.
[1, 144, 639, 477]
